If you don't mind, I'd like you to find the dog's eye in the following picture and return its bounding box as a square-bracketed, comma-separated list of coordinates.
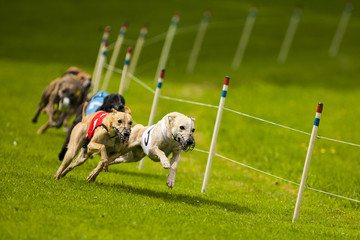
[192, 128, 195, 133]
[118, 120, 122, 124]
[129, 121, 133, 126]
[180, 126, 185, 130]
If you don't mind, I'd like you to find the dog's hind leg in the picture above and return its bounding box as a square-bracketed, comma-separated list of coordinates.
[37, 121, 50, 134]
[61, 148, 89, 177]
[54, 123, 87, 179]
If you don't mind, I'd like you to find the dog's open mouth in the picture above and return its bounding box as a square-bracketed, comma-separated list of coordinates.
[113, 127, 130, 143]
[177, 135, 195, 152]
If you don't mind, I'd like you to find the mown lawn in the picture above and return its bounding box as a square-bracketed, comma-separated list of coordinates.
[0, 0, 359, 239]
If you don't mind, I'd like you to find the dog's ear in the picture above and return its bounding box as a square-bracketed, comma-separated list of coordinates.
[168, 114, 177, 123]
[190, 117, 196, 122]
[111, 108, 118, 113]
[125, 106, 131, 115]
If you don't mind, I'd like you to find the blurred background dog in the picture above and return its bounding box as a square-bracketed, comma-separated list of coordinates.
[32, 66, 91, 134]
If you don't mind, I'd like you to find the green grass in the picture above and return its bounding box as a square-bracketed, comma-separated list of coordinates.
[1, 0, 359, 239]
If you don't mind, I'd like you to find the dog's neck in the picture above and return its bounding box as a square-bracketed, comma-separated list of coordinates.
[161, 117, 168, 140]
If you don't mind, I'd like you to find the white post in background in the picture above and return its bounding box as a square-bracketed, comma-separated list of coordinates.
[277, 7, 302, 64]
[118, 47, 132, 95]
[232, 7, 258, 70]
[201, 76, 230, 193]
[154, 13, 180, 83]
[186, 10, 211, 73]
[139, 69, 166, 169]
[102, 23, 128, 91]
[92, 26, 110, 95]
[125, 24, 149, 90]
[329, 2, 353, 58]
[292, 103, 323, 223]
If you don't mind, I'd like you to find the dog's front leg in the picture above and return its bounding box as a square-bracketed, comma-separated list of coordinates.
[149, 147, 170, 169]
[167, 150, 182, 189]
[87, 141, 110, 172]
[46, 92, 59, 126]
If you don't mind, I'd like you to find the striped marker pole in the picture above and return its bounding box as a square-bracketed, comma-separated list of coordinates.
[292, 103, 323, 223]
[277, 7, 302, 64]
[92, 26, 110, 95]
[329, 2, 353, 58]
[232, 7, 258, 70]
[186, 10, 211, 73]
[139, 69, 166, 169]
[201, 77, 230, 193]
[102, 23, 128, 91]
[118, 47, 132, 95]
[154, 13, 180, 83]
[125, 24, 149, 90]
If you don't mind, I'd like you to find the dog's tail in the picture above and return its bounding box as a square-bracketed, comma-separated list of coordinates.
[82, 101, 89, 119]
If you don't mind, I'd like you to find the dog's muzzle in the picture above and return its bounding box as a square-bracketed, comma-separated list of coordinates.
[176, 134, 195, 152]
[113, 127, 131, 143]
[59, 97, 70, 111]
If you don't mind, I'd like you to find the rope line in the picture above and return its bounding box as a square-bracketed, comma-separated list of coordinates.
[193, 148, 360, 203]
[104, 64, 360, 149]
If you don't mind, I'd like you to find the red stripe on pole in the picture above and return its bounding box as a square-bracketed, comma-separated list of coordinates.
[105, 26, 111, 33]
[160, 69, 165, 78]
[127, 47, 132, 54]
[224, 76, 230, 86]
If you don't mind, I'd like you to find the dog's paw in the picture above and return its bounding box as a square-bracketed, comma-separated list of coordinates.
[102, 161, 109, 172]
[161, 161, 171, 169]
[166, 179, 175, 189]
[87, 172, 97, 182]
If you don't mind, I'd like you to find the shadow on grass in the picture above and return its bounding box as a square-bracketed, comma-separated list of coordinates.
[97, 181, 253, 215]
[108, 168, 165, 181]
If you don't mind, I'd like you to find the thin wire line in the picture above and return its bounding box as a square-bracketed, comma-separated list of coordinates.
[193, 148, 360, 203]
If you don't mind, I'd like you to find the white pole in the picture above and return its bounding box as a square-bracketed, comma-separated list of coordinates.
[201, 76, 230, 193]
[139, 69, 166, 169]
[102, 23, 128, 91]
[154, 13, 180, 83]
[277, 7, 302, 64]
[92, 26, 110, 95]
[92, 39, 109, 95]
[186, 10, 211, 73]
[292, 103, 323, 223]
[329, 3, 353, 58]
[232, 7, 258, 70]
[125, 24, 149, 90]
[118, 47, 132, 95]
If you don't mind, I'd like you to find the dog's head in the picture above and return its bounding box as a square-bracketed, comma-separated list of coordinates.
[57, 76, 82, 111]
[108, 107, 133, 143]
[98, 94, 126, 113]
[168, 112, 195, 151]
[65, 66, 92, 91]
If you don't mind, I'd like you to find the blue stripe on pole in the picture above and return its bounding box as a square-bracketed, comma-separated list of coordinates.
[221, 90, 227, 98]
[119, 30, 126, 36]
[314, 118, 320, 126]
[157, 82, 163, 89]
[102, 51, 106, 56]
[125, 59, 130, 65]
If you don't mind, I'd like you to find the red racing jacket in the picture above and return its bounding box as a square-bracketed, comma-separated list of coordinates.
[88, 111, 109, 139]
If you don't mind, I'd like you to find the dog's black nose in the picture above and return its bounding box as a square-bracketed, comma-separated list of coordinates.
[124, 131, 130, 137]
[186, 139, 194, 145]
